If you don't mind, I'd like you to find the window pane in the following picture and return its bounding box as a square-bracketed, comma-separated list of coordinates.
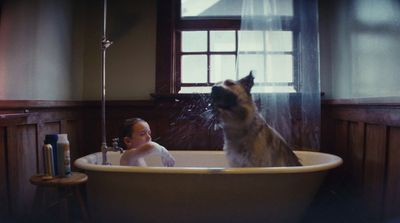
[265, 31, 292, 52]
[210, 55, 236, 82]
[181, 55, 207, 83]
[266, 55, 293, 82]
[237, 54, 265, 82]
[210, 31, 236, 52]
[238, 31, 264, 52]
[181, 0, 242, 17]
[182, 31, 207, 52]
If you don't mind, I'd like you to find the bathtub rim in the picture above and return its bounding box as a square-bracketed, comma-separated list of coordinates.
[74, 150, 342, 174]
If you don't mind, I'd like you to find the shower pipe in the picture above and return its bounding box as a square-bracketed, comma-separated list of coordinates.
[100, 0, 123, 165]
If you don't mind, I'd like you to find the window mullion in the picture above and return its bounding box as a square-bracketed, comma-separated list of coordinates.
[293, 31, 300, 92]
[207, 30, 210, 85]
[235, 30, 239, 80]
[175, 31, 182, 93]
[263, 31, 268, 84]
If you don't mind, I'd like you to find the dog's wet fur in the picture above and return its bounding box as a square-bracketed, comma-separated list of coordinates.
[211, 72, 301, 167]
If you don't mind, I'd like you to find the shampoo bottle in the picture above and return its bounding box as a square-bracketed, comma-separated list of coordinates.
[57, 134, 71, 177]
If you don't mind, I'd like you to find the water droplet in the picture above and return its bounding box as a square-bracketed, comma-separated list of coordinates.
[214, 123, 219, 131]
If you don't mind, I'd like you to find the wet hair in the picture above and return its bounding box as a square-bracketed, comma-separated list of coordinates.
[119, 117, 146, 149]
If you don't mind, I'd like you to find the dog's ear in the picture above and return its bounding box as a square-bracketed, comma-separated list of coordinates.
[239, 71, 254, 94]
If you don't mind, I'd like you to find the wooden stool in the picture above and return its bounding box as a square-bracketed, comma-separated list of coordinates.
[30, 172, 90, 223]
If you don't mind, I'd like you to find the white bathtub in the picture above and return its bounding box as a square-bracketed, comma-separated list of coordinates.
[74, 150, 342, 223]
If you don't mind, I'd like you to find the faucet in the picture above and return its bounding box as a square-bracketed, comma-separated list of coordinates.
[101, 138, 124, 165]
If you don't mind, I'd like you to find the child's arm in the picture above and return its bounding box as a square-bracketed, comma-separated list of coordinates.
[121, 142, 175, 167]
[144, 142, 175, 167]
[120, 149, 147, 166]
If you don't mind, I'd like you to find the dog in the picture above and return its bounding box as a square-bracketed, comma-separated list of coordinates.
[210, 71, 301, 167]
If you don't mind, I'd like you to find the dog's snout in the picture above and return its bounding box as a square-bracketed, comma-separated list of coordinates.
[211, 86, 223, 96]
[211, 85, 237, 109]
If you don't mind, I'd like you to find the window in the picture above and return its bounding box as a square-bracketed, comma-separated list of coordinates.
[156, 0, 303, 94]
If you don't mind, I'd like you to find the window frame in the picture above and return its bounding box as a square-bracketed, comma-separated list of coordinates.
[155, 0, 303, 94]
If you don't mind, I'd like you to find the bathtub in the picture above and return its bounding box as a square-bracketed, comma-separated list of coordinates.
[74, 150, 342, 223]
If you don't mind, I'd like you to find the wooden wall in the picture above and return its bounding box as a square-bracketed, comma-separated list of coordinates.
[319, 98, 400, 223]
[0, 101, 84, 220]
[1, 98, 400, 223]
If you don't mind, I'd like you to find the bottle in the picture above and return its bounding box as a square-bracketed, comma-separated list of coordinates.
[44, 134, 59, 175]
[42, 144, 55, 179]
[57, 134, 71, 177]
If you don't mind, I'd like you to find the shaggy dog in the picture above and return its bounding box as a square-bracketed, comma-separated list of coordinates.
[211, 72, 301, 167]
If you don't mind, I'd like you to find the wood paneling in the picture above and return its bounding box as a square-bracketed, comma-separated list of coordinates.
[334, 120, 348, 171]
[321, 99, 400, 222]
[364, 124, 387, 222]
[65, 120, 83, 168]
[323, 105, 400, 126]
[7, 125, 38, 216]
[347, 122, 365, 187]
[0, 101, 83, 219]
[385, 127, 400, 220]
[153, 95, 222, 150]
[0, 127, 9, 217]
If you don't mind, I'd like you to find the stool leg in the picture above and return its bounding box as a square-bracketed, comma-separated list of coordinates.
[31, 186, 45, 219]
[58, 187, 70, 223]
[74, 186, 90, 223]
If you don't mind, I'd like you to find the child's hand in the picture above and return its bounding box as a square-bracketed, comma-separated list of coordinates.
[159, 146, 175, 167]
[161, 154, 175, 167]
[150, 142, 176, 167]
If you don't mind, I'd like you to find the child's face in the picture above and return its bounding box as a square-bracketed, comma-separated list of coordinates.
[125, 121, 152, 148]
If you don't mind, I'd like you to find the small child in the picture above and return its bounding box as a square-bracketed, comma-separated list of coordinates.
[119, 118, 175, 167]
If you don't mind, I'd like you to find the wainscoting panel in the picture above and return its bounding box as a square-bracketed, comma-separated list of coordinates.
[0, 101, 83, 219]
[347, 121, 364, 187]
[364, 124, 387, 222]
[7, 124, 37, 216]
[65, 120, 84, 171]
[321, 99, 400, 222]
[0, 127, 9, 216]
[385, 127, 400, 220]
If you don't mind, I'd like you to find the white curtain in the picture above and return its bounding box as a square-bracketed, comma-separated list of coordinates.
[237, 0, 320, 150]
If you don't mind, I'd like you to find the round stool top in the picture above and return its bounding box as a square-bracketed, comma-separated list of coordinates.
[30, 172, 88, 187]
